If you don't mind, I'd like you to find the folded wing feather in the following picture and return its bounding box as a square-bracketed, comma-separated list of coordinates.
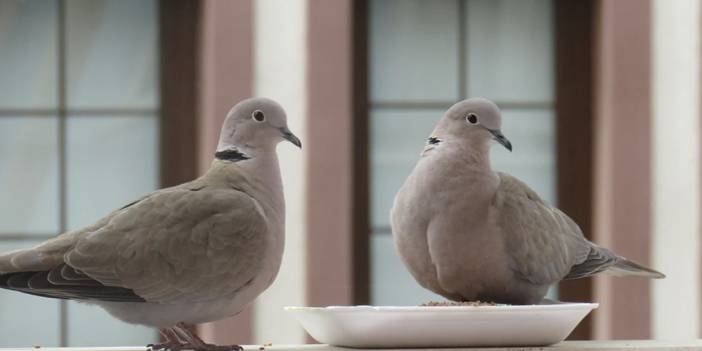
[0, 182, 268, 304]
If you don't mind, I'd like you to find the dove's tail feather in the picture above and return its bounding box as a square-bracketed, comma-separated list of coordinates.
[565, 245, 665, 280]
[0, 248, 51, 274]
[0, 233, 79, 274]
[0, 249, 27, 273]
[608, 258, 666, 279]
[0, 263, 145, 302]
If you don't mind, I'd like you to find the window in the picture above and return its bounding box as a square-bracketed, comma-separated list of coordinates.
[0, 0, 158, 346]
[368, 0, 556, 305]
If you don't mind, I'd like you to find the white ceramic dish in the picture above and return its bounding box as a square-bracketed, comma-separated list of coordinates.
[285, 303, 598, 348]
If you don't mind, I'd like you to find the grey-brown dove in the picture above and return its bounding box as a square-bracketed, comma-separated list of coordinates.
[0, 97, 301, 351]
[391, 97, 664, 305]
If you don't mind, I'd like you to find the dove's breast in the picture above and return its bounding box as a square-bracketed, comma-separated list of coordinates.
[392, 174, 441, 287]
[392, 153, 518, 302]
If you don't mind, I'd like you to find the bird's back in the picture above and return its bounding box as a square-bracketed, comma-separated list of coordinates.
[0, 162, 282, 322]
[495, 172, 664, 290]
[492, 173, 590, 291]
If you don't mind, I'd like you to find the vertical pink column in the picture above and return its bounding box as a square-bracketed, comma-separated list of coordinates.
[197, 0, 254, 173]
[306, 0, 371, 329]
[306, 0, 355, 309]
[593, 0, 653, 339]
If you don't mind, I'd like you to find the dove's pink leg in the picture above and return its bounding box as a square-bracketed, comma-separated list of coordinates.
[147, 328, 187, 351]
[171, 322, 243, 351]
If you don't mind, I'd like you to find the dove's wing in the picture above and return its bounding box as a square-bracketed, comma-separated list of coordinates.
[494, 173, 664, 283]
[494, 172, 591, 285]
[564, 240, 665, 279]
[0, 200, 148, 301]
[563, 245, 620, 279]
[0, 182, 268, 304]
[0, 263, 145, 302]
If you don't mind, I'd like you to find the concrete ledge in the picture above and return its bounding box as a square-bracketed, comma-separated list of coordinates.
[3, 341, 702, 351]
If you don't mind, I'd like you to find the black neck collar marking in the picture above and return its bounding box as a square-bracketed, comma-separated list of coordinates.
[427, 136, 442, 145]
[215, 149, 250, 162]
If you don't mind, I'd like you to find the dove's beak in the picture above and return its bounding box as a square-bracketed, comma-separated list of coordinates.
[489, 129, 512, 152]
[280, 127, 302, 149]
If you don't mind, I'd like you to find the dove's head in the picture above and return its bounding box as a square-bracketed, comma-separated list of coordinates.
[434, 97, 512, 152]
[216, 97, 301, 160]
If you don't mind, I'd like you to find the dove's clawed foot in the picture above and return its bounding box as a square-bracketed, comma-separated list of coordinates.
[167, 323, 243, 351]
[192, 345, 243, 351]
[147, 342, 242, 351]
[148, 326, 242, 351]
[147, 342, 181, 351]
[147, 328, 188, 351]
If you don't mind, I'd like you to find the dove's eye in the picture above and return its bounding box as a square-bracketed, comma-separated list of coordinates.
[252, 110, 265, 122]
[466, 114, 479, 124]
